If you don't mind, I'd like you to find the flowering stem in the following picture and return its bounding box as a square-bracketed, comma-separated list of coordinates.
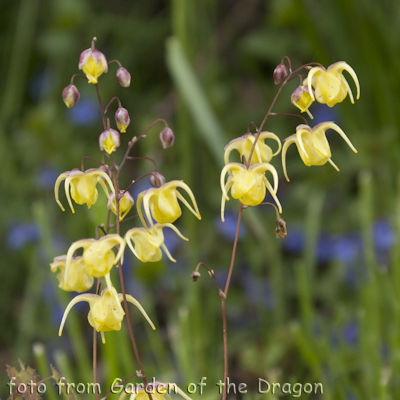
[224, 203, 243, 295]
[93, 278, 101, 400]
[103, 96, 122, 114]
[117, 118, 168, 179]
[95, 83, 107, 130]
[109, 154, 153, 400]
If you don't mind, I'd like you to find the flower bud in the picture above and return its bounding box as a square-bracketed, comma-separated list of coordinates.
[159, 127, 174, 149]
[149, 172, 166, 188]
[99, 129, 120, 154]
[291, 86, 314, 119]
[116, 67, 131, 87]
[62, 85, 80, 108]
[273, 64, 289, 84]
[115, 108, 130, 133]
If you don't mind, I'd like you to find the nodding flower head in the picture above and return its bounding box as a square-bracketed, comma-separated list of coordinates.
[79, 48, 108, 84]
[116, 67, 131, 87]
[107, 190, 134, 220]
[291, 86, 314, 119]
[306, 61, 360, 107]
[281, 122, 357, 181]
[224, 132, 281, 166]
[65, 234, 126, 279]
[50, 255, 94, 292]
[125, 223, 188, 263]
[137, 181, 201, 231]
[115, 108, 130, 133]
[220, 162, 281, 222]
[59, 287, 155, 342]
[55, 168, 115, 213]
[62, 85, 80, 108]
[99, 128, 121, 154]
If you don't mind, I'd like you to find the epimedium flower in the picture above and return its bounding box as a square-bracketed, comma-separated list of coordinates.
[50, 255, 94, 292]
[306, 61, 360, 107]
[220, 162, 281, 222]
[224, 132, 282, 166]
[59, 287, 155, 343]
[107, 190, 134, 221]
[281, 122, 358, 181]
[115, 108, 130, 133]
[55, 168, 116, 213]
[291, 86, 314, 119]
[79, 48, 108, 84]
[125, 223, 188, 263]
[99, 128, 121, 154]
[62, 84, 80, 108]
[65, 234, 126, 279]
[137, 181, 201, 231]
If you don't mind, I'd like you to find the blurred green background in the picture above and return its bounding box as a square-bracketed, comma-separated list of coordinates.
[1, 0, 400, 399]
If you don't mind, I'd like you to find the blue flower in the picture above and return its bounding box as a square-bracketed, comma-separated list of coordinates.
[7, 222, 40, 249]
[67, 98, 98, 126]
[215, 211, 245, 242]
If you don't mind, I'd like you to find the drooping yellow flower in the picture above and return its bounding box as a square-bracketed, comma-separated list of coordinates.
[306, 61, 360, 107]
[107, 190, 134, 220]
[58, 287, 155, 341]
[78, 48, 108, 84]
[50, 255, 94, 292]
[125, 223, 188, 263]
[55, 168, 116, 213]
[137, 181, 201, 231]
[220, 162, 281, 221]
[224, 132, 281, 166]
[65, 234, 125, 279]
[281, 122, 357, 181]
[291, 86, 314, 119]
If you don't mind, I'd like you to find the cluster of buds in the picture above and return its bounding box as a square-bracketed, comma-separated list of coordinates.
[220, 59, 360, 224]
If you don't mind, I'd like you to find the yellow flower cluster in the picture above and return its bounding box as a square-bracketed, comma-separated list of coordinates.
[220, 61, 359, 218]
[53, 170, 200, 337]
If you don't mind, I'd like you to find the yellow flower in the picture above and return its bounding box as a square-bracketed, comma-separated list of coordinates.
[282, 122, 358, 181]
[137, 181, 201, 231]
[50, 255, 94, 292]
[107, 190, 134, 220]
[58, 287, 155, 341]
[65, 234, 126, 279]
[125, 223, 188, 263]
[291, 86, 314, 119]
[78, 48, 108, 84]
[306, 61, 360, 107]
[220, 162, 281, 221]
[224, 132, 281, 166]
[55, 168, 116, 213]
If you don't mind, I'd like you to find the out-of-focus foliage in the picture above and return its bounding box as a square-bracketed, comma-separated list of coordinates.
[1, 0, 400, 399]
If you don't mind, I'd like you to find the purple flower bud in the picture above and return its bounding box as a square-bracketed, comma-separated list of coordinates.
[116, 67, 131, 87]
[99, 129, 120, 154]
[149, 171, 166, 188]
[62, 84, 80, 108]
[115, 107, 130, 133]
[273, 64, 289, 84]
[159, 127, 174, 149]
